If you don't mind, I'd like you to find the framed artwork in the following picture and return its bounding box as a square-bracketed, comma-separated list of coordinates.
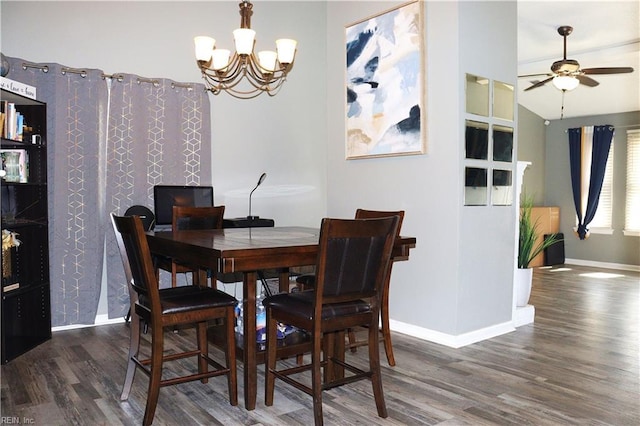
[345, 1, 425, 159]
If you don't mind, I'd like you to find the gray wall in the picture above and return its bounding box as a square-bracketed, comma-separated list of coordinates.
[3, 1, 522, 343]
[326, 1, 518, 339]
[1, 1, 328, 227]
[517, 105, 546, 205]
[544, 111, 640, 266]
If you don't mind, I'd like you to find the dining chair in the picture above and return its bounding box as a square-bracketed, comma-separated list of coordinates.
[111, 213, 237, 426]
[154, 205, 225, 287]
[295, 209, 405, 366]
[263, 216, 399, 426]
[123, 205, 155, 323]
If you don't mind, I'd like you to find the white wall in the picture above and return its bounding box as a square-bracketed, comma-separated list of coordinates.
[0, 1, 328, 227]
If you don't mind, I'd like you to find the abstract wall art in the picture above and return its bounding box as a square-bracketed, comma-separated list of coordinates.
[345, 1, 425, 159]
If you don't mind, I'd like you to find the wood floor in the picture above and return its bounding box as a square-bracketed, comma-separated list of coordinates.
[2, 265, 639, 425]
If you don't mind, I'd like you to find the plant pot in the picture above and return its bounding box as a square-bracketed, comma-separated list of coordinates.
[514, 267, 533, 307]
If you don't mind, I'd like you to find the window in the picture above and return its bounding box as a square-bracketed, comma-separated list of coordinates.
[624, 129, 640, 236]
[589, 143, 614, 231]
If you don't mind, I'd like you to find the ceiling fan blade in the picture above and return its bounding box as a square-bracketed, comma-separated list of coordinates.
[524, 76, 554, 91]
[518, 72, 553, 78]
[581, 67, 634, 75]
[576, 75, 599, 87]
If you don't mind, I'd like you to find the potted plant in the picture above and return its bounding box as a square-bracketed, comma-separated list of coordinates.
[515, 194, 563, 306]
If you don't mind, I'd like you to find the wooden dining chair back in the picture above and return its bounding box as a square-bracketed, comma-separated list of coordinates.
[155, 205, 225, 287]
[348, 209, 404, 364]
[263, 216, 399, 425]
[295, 208, 405, 366]
[111, 213, 237, 426]
[122, 205, 155, 323]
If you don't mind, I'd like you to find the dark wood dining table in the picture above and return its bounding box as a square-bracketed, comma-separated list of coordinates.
[146, 226, 416, 410]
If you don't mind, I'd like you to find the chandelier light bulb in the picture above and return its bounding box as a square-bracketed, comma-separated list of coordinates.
[233, 29, 256, 55]
[194, 36, 215, 62]
[211, 49, 231, 71]
[276, 39, 297, 64]
[258, 51, 277, 73]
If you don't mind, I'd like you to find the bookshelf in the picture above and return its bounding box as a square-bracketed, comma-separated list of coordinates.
[1, 89, 51, 364]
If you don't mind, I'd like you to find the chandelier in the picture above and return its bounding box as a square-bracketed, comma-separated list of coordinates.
[194, 1, 297, 99]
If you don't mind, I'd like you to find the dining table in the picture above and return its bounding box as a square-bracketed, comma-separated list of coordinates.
[146, 226, 416, 410]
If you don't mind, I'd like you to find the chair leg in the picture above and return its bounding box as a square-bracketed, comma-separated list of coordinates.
[121, 312, 141, 400]
[347, 328, 357, 353]
[332, 331, 346, 381]
[196, 322, 209, 384]
[225, 307, 238, 406]
[311, 329, 324, 426]
[368, 319, 387, 419]
[171, 262, 178, 288]
[323, 331, 335, 384]
[143, 325, 165, 426]
[264, 310, 278, 406]
[380, 282, 395, 366]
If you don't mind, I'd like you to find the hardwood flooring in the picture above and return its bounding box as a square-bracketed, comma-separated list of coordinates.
[2, 265, 638, 425]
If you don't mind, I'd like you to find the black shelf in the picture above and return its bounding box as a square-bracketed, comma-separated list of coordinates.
[1, 89, 50, 364]
[1, 282, 51, 364]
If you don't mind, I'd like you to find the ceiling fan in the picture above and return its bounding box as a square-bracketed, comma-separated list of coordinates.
[519, 25, 634, 92]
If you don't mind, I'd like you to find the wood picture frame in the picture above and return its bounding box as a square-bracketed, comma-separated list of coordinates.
[345, 1, 426, 159]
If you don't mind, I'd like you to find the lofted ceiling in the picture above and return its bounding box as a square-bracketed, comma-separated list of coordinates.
[517, 1, 639, 120]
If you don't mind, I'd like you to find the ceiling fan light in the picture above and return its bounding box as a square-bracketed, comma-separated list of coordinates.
[553, 75, 580, 91]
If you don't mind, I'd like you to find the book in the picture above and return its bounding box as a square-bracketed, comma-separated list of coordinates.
[6, 103, 15, 140]
[16, 114, 23, 142]
[0, 101, 6, 138]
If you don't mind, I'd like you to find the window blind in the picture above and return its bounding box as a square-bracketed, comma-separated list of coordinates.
[624, 129, 640, 233]
[589, 142, 614, 229]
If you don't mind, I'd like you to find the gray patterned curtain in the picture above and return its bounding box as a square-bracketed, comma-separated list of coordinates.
[5, 57, 212, 324]
[5, 56, 108, 326]
[104, 74, 212, 318]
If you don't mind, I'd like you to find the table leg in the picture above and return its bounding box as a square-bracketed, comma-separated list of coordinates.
[278, 268, 290, 293]
[243, 271, 257, 410]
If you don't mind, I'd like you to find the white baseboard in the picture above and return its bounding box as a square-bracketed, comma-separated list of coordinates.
[514, 304, 535, 327]
[565, 258, 639, 272]
[389, 318, 515, 349]
[52, 314, 125, 332]
[56, 314, 517, 350]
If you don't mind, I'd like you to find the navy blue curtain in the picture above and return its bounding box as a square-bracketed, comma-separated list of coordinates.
[568, 125, 614, 239]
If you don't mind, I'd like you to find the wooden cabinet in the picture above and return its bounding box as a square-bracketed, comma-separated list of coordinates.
[1, 89, 50, 364]
[528, 207, 560, 267]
